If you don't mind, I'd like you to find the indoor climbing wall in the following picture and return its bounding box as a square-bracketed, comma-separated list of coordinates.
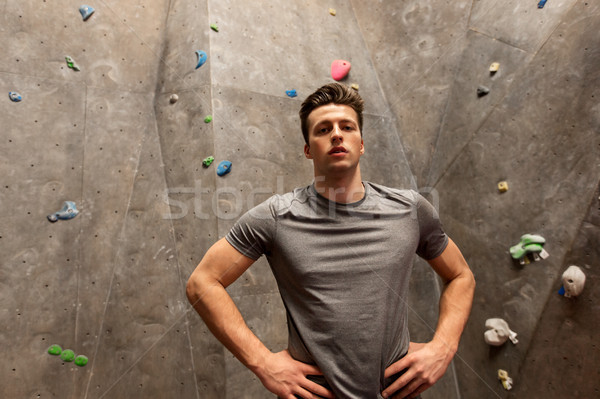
[1, 1, 598, 399]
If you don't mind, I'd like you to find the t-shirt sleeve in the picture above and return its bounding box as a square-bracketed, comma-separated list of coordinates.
[225, 197, 277, 261]
[415, 193, 448, 260]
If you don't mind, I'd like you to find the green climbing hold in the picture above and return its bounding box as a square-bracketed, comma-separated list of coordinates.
[60, 349, 76, 362]
[202, 156, 215, 167]
[210, 24, 219, 32]
[65, 56, 81, 71]
[74, 355, 89, 367]
[48, 344, 62, 356]
[204, 115, 213, 123]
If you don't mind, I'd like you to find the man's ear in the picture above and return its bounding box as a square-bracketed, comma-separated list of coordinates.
[360, 139, 364, 155]
[304, 143, 313, 159]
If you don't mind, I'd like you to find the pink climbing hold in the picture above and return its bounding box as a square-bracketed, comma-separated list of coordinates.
[331, 60, 351, 81]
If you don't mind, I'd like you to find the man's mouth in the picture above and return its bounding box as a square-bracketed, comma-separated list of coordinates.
[328, 146, 347, 154]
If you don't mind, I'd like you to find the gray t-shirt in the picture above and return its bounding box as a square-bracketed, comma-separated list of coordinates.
[226, 181, 448, 399]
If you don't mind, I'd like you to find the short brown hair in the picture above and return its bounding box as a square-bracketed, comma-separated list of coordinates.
[299, 83, 364, 144]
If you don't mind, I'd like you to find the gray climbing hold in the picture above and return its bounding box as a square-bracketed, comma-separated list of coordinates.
[195, 50, 207, 69]
[477, 85, 490, 97]
[216, 160, 232, 176]
[169, 94, 179, 104]
[8, 91, 22, 102]
[65, 56, 80, 71]
[47, 201, 79, 222]
[79, 5, 95, 21]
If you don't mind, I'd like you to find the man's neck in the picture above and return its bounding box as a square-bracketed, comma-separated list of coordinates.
[313, 171, 365, 204]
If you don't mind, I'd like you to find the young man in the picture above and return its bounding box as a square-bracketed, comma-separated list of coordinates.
[186, 83, 475, 399]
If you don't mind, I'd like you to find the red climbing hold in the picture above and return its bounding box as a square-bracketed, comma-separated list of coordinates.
[331, 60, 351, 81]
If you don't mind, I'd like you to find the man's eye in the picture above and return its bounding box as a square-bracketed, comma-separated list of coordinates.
[319, 127, 329, 133]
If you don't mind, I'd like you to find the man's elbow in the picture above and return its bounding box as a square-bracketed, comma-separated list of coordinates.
[186, 271, 204, 307]
[464, 267, 476, 293]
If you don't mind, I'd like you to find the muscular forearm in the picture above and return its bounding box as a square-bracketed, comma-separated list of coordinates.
[432, 269, 475, 354]
[186, 275, 270, 373]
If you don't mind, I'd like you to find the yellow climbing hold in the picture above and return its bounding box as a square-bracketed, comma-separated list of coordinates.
[329, 8, 336, 16]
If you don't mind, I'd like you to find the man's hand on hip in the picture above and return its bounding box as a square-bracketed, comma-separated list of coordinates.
[381, 341, 454, 399]
[256, 349, 335, 399]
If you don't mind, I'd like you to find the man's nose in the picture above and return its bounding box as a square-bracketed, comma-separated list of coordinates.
[331, 126, 343, 142]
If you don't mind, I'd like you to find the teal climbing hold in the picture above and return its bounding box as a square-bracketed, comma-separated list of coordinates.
[74, 355, 89, 367]
[48, 344, 62, 356]
[79, 5, 95, 21]
[47, 201, 79, 222]
[9, 91, 22, 102]
[60, 349, 75, 362]
[286, 90, 297, 98]
[216, 160, 232, 176]
[195, 50, 207, 69]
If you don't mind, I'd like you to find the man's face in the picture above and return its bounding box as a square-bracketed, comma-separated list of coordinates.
[304, 103, 364, 176]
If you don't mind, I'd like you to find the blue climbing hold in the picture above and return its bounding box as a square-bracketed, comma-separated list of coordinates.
[47, 201, 79, 222]
[216, 160, 232, 176]
[79, 5, 95, 21]
[558, 285, 565, 296]
[537, 0, 547, 8]
[8, 91, 22, 102]
[286, 90, 297, 98]
[195, 50, 207, 69]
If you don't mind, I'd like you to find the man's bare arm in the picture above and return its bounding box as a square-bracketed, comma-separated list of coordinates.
[382, 238, 475, 398]
[186, 238, 334, 399]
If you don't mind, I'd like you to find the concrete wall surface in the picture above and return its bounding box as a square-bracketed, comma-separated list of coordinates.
[0, 1, 598, 398]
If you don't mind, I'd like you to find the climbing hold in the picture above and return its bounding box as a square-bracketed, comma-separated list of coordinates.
[329, 8, 337, 16]
[477, 85, 490, 97]
[202, 156, 215, 167]
[216, 160, 232, 176]
[195, 50, 207, 69]
[60, 349, 76, 362]
[561, 265, 586, 298]
[350, 83, 359, 91]
[74, 355, 89, 367]
[484, 318, 518, 346]
[169, 94, 178, 104]
[210, 24, 219, 32]
[47, 201, 79, 222]
[497, 181, 508, 193]
[204, 115, 213, 123]
[497, 369, 513, 390]
[509, 234, 548, 264]
[65, 56, 80, 71]
[489, 62, 500, 73]
[48, 344, 62, 356]
[537, 0, 548, 8]
[79, 5, 95, 21]
[8, 91, 22, 102]
[285, 90, 297, 98]
[331, 60, 351, 81]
